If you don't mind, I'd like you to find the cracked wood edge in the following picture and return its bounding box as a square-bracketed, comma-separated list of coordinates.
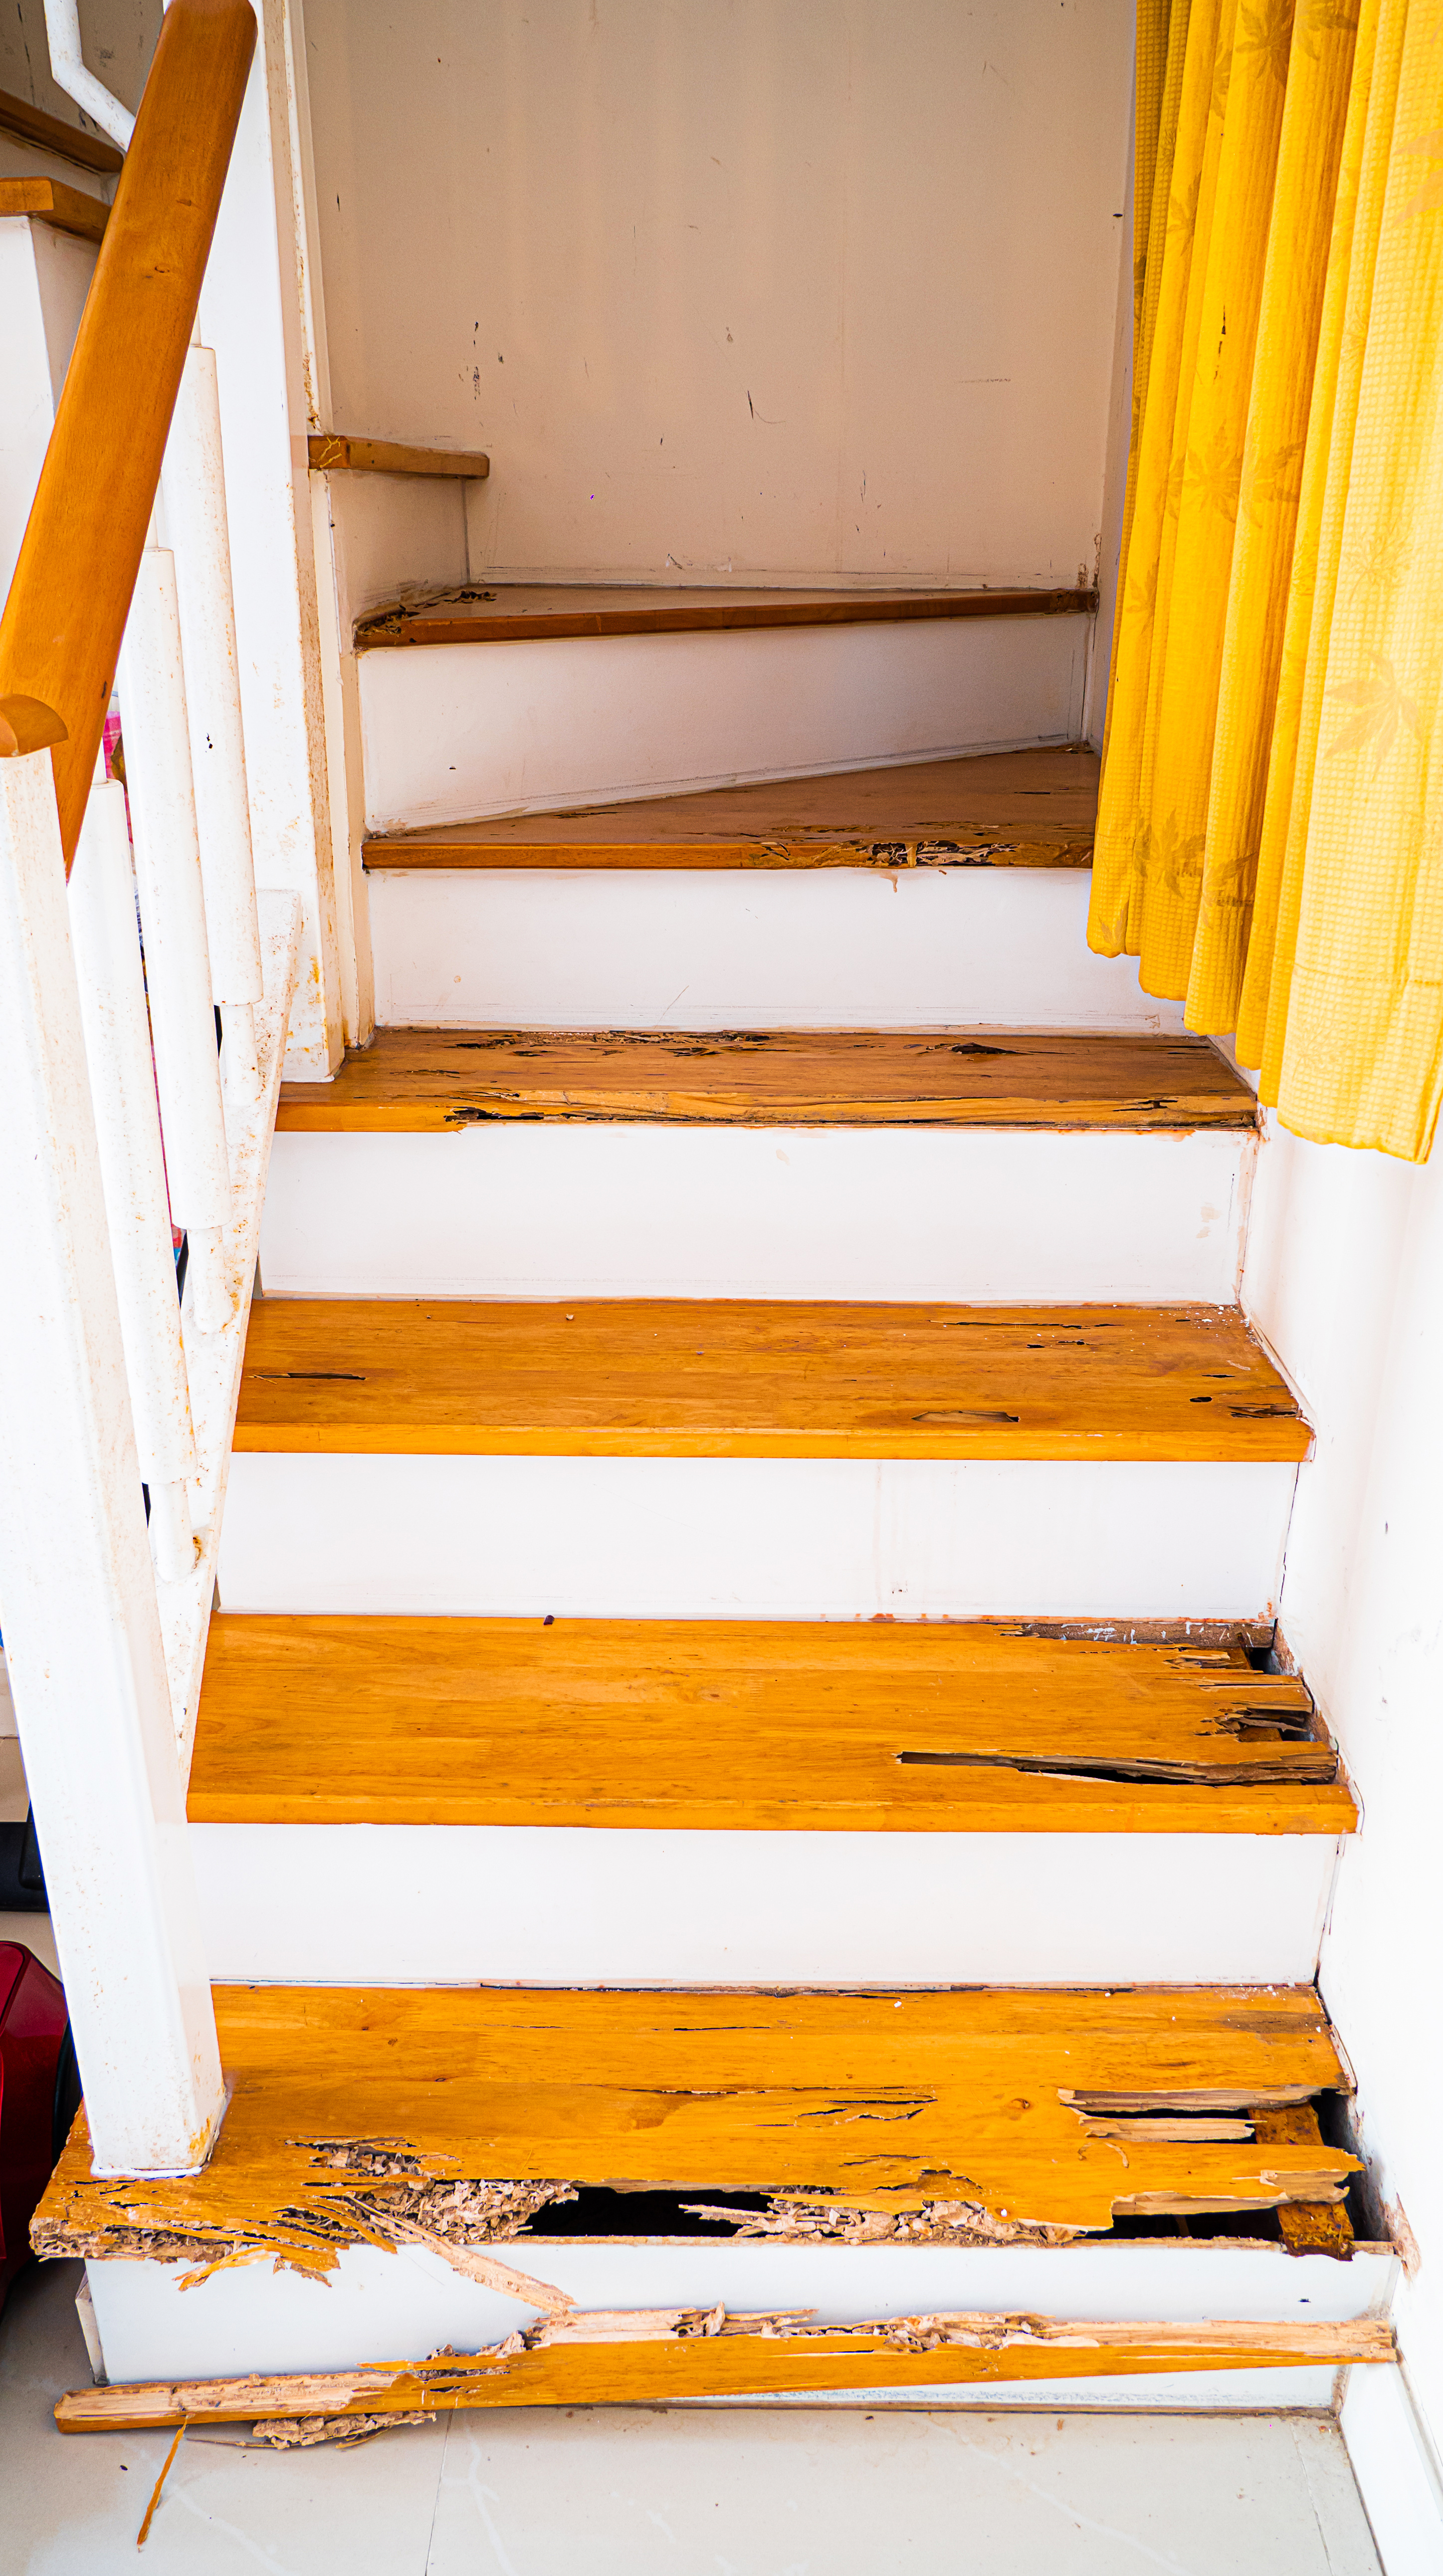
[55, 2312, 1396, 2431]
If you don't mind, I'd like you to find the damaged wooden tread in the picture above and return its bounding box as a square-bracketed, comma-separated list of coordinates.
[362, 748, 1097, 870]
[57, 2313, 1395, 2432]
[277, 1029, 1256, 1135]
[190, 1619, 1354, 1834]
[235, 1300, 1311, 1462]
[354, 583, 1096, 652]
[33, 1984, 1358, 2274]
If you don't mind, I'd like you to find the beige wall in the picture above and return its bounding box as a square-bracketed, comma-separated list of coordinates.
[305, 0, 1132, 586]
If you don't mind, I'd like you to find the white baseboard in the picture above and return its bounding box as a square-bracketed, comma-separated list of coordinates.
[1342, 2361, 1443, 2575]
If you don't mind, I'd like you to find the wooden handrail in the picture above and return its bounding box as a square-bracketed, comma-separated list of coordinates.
[0, 0, 255, 872]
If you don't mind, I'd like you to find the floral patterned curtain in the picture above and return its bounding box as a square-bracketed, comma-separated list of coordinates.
[1093, 0, 1443, 1162]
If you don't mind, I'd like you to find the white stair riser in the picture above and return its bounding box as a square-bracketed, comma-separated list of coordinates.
[87, 2240, 1392, 2396]
[194, 1825, 1337, 1989]
[359, 616, 1091, 833]
[219, 1457, 1295, 1621]
[368, 867, 1187, 1032]
[261, 1127, 1251, 1303]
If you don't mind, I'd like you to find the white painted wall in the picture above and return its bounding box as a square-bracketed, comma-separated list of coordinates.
[303, 0, 1132, 588]
[1244, 1116, 1443, 2497]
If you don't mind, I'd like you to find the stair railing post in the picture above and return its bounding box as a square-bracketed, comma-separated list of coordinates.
[69, 778, 201, 1604]
[0, 726, 224, 2176]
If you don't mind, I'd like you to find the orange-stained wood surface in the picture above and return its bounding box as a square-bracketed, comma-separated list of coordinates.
[0, 0, 255, 865]
[307, 435, 490, 478]
[190, 1618, 1353, 1835]
[354, 583, 1096, 651]
[235, 1300, 1311, 1461]
[33, 1983, 1357, 2274]
[0, 176, 108, 240]
[0, 82, 124, 174]
[55, 2314, 1394, 2432]
[277, 1029, 1256, 1134]
[363, 748, 1097, 870]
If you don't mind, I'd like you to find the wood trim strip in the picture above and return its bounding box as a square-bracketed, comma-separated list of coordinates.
[275, 1029, 1258, 1135]
[0, 176, 108, 241]
[355, 584, 1097, 650]
[308, 434, 490, 478]
[0, 0, 255, 869]
[0, 82, 124, 175]
[234, 1299, 1313, 1463]
[56, 2313, 1395, 2431]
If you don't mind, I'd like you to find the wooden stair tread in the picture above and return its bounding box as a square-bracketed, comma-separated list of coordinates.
[355, 582, 1095, 652]
[362, 748, 1098, 870]
[235, 1300, 1311, 1461]
[277, 1029, 1255, 1135]
[190, 1617, 1353, 1834]
[36, 1983, 1357, 2272]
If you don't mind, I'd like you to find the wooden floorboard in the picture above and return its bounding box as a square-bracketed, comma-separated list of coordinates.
[361, 748, 1098, 870]
[34, 1983, 1358, 2274]
[354, 583, 1095, 651]
[277, 1029, 1255, 1135]
[235, 1300, 1311, 1461]
[190, 1618, 1352, 1834]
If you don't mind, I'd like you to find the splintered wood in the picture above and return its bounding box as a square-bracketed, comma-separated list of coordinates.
[56, 2310, 1395, 2434]
[275, 1029, 1258, 1135]
[189, 1619, 1355, 1836]
[233, 1300, 1312, 1462]
[360, 748, 1098, 870]
[32, 1986, 1359, 2279]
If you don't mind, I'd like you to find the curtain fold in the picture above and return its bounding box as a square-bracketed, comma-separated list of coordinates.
[1093, 0, 1443, 1161]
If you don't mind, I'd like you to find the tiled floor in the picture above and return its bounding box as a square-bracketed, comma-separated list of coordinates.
[0, 2257, 1383, 2574]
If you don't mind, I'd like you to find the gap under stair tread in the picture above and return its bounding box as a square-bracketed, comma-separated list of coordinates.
[277, 1028, 1254, 1134]
[354, 582, 1095, 652]
[234, 1299, 1310, 1460]
[35, 1982, 1357, 2274]
[188, 1616, 1353, 1835]
[361, 748, 1098, 870]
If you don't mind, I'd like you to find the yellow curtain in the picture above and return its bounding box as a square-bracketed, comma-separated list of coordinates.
[1092, 0, 1443, 1162]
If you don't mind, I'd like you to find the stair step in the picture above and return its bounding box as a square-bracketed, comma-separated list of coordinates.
[278, 1027, 1253, 1134]
[355, 582, 1096, 652]
[40, 1983, 1357, 2275]
[358, 610, 1091, 837]
[191, 1618, 1348, 1835]
[235, 1300, 1308, 1461]
[362, 748, 1097, 871]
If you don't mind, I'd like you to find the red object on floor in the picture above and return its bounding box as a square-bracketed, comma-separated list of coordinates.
[0, 1941, 69, 2312]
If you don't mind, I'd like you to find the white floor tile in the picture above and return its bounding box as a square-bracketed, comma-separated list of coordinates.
[0, 2260, 1383, 2575]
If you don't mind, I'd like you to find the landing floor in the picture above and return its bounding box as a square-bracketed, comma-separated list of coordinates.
[0, 2261, 1382, 2574]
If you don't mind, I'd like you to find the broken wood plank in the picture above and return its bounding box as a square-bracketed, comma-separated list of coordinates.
[54, 2310, 1395, 2432]
[276, 1029, 1256, 1135]
[362, 747, 1097, 870]
[1254, 2106, 1357, 2258]
[32, 1984, 1358, 2276]
[307, 435, 489, 478]
[233, 1299, 1312, 1463]
[188, 1617, 1355, 1835]
[353, 584, 1096, 652]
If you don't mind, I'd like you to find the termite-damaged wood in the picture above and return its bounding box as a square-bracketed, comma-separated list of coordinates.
[233, 1299, 1312, 1464]
[32, 1987, 1360, 2278]
[361, 748, 1097, 870]
[1254, 2107, 1357, 2258]
[54, 2310, 1396, 2434]
[352, 586, 1097, 654]
[276, 1028, 1257, 1135]
[189, 1617, 1354, 1837]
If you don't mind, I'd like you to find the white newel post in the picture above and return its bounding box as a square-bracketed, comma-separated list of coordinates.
[0, 746, 224, 2177]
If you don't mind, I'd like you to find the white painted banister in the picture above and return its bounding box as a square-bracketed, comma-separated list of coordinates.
[69, 781, 199, 1588]
[164, 343, 265, 1104]
[41, 0, 137, 149]
[119, 548, 234, 1335]
[0, 739, 224, 2177]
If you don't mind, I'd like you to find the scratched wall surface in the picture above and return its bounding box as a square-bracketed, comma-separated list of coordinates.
[303, 0, 1132, 587]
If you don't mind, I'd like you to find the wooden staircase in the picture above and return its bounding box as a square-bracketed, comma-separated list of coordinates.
[44, 747, 1387, 2416]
